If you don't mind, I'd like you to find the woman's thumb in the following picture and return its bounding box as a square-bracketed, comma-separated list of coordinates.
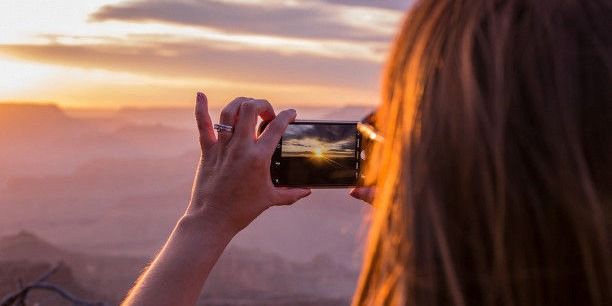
[273, 187, 312, 206]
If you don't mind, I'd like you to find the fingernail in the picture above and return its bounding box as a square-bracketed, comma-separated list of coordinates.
[197, 92, 205, 101]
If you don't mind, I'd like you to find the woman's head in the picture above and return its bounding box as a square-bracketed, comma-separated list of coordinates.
[355, 0, 611, 305]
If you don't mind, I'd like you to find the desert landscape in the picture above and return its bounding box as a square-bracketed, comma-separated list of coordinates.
[0, 103, 373, 305]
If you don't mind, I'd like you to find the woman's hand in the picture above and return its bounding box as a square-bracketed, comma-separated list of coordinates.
[349, 187, 375, 205]
[186, 92, 311, 235]
[122, 92, 309, 306]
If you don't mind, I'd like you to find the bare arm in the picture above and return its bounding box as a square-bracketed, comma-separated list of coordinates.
[122, 92, 311, 306]
[122, 213, 233, 305]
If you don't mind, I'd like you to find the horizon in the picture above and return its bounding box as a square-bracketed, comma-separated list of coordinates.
[0, 100, 376, 111]
[0, 0, 412, 109]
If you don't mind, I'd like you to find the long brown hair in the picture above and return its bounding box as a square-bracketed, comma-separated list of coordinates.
[354, 0, 612, 305]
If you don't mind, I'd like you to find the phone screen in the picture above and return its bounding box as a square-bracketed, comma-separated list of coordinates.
[268, 121, 361, 187]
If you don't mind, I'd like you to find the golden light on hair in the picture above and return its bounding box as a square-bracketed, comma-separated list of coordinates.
[352, 1, 462, 305]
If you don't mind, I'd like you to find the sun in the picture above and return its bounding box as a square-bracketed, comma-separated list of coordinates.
[313, 147, 324, 158]
[0, 58, 58, 97]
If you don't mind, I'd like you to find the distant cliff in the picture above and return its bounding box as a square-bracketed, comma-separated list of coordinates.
[0, 230, 145, 304]
[0, 231, 356, 305]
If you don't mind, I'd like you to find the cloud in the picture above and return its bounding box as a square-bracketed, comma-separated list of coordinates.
[322, 0, 412, 10]
[90, 0, 403, 41]
[0, 41, 381, 90]
[0, 1, 405, 106]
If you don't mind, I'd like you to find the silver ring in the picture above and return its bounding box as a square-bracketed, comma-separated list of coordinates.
[214, 123, 234, 133]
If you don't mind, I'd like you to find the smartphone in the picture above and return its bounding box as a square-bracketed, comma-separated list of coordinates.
[258, 120, 364, 188]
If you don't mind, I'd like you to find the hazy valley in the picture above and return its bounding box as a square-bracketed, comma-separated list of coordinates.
[0, 102, 373, 305]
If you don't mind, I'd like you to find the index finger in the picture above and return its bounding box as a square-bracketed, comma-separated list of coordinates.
[234, 99, 275, 140]
[257, 109, 297, 153]
[195, 92, 216, 151]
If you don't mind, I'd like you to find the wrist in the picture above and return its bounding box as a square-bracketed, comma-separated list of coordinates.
[178, 208, 239, 242]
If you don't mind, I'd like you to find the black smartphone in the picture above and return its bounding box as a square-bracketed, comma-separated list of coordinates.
[258, 120, 364, 188]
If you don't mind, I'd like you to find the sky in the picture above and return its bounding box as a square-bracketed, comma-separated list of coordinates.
[282, 123, 356, 157]
[0, 0, 411, 108]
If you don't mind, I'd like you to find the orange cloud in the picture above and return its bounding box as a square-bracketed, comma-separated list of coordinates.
[0, 41, 381, 89]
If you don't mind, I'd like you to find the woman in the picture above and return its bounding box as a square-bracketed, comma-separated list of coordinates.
[123, 0, 611, 305]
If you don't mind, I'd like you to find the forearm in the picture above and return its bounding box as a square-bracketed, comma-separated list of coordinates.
[122, 212, 236, 306]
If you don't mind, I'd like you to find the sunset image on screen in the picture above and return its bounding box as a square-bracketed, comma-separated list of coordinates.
[278, 123, 358, 186]
[282, 124, 355, 161]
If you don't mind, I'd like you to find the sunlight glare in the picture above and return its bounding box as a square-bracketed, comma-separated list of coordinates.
[313, 147, 325, 158]
[0, 58, 58, 96]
